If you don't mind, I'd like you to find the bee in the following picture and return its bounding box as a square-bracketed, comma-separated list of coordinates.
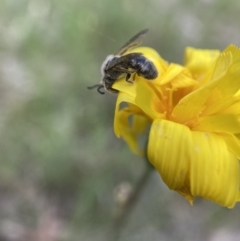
[87, 28, 158, 94]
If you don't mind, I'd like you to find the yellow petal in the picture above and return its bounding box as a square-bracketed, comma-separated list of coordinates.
[222, 44, 240, 63]
[114, 92, 137, 138]
[155, 63, 197, 89]
[172, 51, 234, 123]
[114, 101, 148, 155]
[148, 119, 240, 208]
[201, 96, 239, 116]
[197, 47, 240, 116]
[219, 98, 240, 115]
[135, 78, 165, 119]
[190, 131, 240, 208]
[148, 119, 193, 194]
[192, 114, 240, 133]
[113, 74, 166, 154]
[113, 77, 137, 97]
[220, 133, 240, 158]
[114, 77, 166, 120]
[184, 47, 220, 80]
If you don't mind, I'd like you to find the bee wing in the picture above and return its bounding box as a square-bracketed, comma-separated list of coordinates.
[105, 53, 143, 71]
[116, 29, 149, 55]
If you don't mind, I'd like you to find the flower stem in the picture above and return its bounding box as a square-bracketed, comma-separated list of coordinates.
[109, 159, 154, 241]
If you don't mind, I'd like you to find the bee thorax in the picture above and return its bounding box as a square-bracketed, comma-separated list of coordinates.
[101, 54, 119, 75]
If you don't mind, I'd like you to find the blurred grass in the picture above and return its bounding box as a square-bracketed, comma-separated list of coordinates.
[0, 0, 240, 240]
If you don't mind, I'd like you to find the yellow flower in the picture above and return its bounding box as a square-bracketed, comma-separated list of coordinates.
[113, 45, 240, 208]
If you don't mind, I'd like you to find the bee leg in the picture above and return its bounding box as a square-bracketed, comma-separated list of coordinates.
[125, 73, 134, 84]
[132, 73, 137, 81]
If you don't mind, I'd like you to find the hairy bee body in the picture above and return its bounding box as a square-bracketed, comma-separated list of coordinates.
[102, 53, 158, 93]
[88, 29, 158, 94]
[125, 54, 158, 79]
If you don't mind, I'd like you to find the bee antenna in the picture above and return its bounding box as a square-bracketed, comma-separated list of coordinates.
[87, 84, 105, 94]
[97, 85, 105, 94]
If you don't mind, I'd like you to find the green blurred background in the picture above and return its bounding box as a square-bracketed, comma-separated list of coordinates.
[0, 0, 240, 240]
